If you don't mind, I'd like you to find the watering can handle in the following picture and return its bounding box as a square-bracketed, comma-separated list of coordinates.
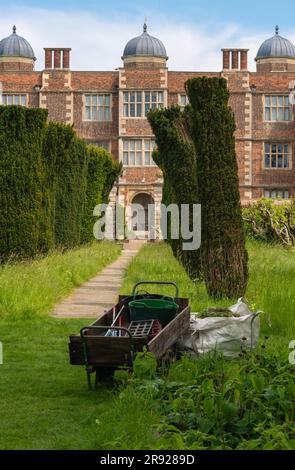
[131, 281, 179, 300]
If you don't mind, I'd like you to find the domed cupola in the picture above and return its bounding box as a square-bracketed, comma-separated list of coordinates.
[0, 26, 36, 71]
[255, 26, 295, 72]
[122, 23, 168, 68]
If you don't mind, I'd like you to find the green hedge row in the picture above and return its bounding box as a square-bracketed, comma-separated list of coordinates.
[243, 198, 295, 246]
[0, 106, 121, 262]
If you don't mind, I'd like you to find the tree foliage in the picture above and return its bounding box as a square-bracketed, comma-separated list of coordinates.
[0, 106, 120, 261]
[148, 107, 201, 279]
[0, 106, 49, 261]
[149, 77, 248, 299]
[186, 77, 248, 298]
[43, 123, 88, 248]
[81, 145, 121, 244]
[243, 198, 295, 246]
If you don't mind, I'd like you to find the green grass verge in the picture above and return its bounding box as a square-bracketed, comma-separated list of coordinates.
[120, 240, 295, 342]
[0, 240, 294, 449]
[0, 241, 121, 321]
[0, 318, 114, 450]
[0, 241, 121, 449]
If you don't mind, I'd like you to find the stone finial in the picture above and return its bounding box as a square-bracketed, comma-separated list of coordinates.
[143, 21, 147, 33]
[275, 25, 279, 35]
[13, 25, 16, 34]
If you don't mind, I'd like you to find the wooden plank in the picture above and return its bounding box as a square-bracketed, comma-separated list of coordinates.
[147, 305, 190, 359]
[69, 334, 147, 366]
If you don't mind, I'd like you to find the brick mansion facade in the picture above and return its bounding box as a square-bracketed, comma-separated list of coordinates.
[0, 24, 294, 235]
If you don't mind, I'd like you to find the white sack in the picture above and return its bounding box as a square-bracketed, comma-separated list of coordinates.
[180, 298, 260, 358]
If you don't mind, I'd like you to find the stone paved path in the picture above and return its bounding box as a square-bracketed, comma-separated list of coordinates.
[52, 240, 145, 319]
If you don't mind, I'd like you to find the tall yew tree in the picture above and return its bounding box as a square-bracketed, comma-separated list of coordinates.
[0, 106, 49, 261]
[43, 123, 88, 248]
[148, 107, 201, 279]
[186, 77, 248, 298]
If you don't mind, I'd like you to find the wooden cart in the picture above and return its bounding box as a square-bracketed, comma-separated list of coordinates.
[68, 281, 190, 389]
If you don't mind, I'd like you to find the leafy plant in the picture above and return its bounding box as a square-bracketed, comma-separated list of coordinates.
[243, 198, 295, 246]
[128, 342, 295, 450]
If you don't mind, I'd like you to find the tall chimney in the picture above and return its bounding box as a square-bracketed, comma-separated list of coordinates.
[44, 48, 72, 69]
[54, 49, 61, 69]
[221, 48, 249, 71]
[231, 50, 239, 69]
[63, 49, 71, 69]
[240, 50, 249, 70]
[222, 50, 230, 70]
[44, 49, 52, 69]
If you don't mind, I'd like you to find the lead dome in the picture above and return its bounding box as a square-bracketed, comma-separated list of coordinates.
[0, 26, 36, 60]
[122, 23, 168, 60]
[256, 26, 295, 60]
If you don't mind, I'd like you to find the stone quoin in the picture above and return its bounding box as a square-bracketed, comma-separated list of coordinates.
[0, 24, 294, 238]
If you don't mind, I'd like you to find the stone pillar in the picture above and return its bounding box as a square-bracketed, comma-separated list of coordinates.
[153, 186, 163, 240]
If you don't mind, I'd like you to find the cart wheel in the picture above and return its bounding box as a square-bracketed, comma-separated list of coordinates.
[94, 367, 116, 387]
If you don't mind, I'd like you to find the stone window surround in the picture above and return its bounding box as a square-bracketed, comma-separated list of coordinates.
[263, 142, 292, 170]
[82, 93, 112, 122]
[0, 93, 28, 106]
[121, 90, 167, 119]
[119, 138, 157, 167]
[264, 189, 290, 199]
[178, 93, 189, 108]
[263, 94, 292, 123]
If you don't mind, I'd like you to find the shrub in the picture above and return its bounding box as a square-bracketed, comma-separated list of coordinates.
[148, 107, 201, 280]
[243, 198, 295, 246]
[81, 145, 121, 243]
[43, 123, 88, 248]
[186, 77, 248, 299]
[0, 106, 49, 261]
[0, 110, 121, 261]
[149, 78, 248, 298]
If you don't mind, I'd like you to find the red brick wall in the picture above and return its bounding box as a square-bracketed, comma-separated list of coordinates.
[168, 71, 220, 93]
[71, 71, 118, 90]
[74, 92, 119, 139]
[0, 61, 34, 71]
[122, 69, 165, 88]
[0, 72, 42, 90]
[44, 92, 68, 122]
[122, 167, 162, 184]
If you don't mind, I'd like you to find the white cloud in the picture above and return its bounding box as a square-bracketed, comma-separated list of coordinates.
[0, 7, 290, 71]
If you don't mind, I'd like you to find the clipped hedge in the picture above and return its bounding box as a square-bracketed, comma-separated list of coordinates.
[0, 106, 49, 261]
[43, 123, 88, 248]
[81, 145, 121, 243]
[186, 77, 248, 299]
[243, 198, 295, 246]
[148, 107, 201, 280]
[0, 106, 121, 261]
[149, 78, 248, 299]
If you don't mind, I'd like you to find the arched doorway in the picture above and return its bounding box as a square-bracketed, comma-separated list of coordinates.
[130, 193, 154, 238]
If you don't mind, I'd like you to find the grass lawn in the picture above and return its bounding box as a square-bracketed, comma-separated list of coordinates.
[120, 240, 295, 345]
[0, 240, 294, 449]
[0, 241, 121, 449]
[0, 241, 121, 321]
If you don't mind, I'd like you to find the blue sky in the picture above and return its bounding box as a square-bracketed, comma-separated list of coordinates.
[1, 0, 294, 70]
